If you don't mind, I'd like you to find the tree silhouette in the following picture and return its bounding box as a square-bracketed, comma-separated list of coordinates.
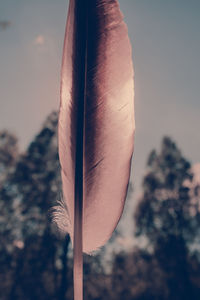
[1, 121, 200, 300]
[0, 130, 18, 187]
[0, 130, 19, 299]
[112, 248, 168, 300]
[134, 137, 200, 299]
[0, 112, 110, 300]
[0, 112, 72, 300]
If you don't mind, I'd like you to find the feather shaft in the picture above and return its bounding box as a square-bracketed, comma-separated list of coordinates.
[72, 1, 88, 299]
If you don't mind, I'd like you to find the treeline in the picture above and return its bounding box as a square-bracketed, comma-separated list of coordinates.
[0, 112, 200, 300]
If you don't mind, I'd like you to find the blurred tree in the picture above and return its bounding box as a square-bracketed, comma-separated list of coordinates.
[111, 248, 167, 300]
[0, 111, 112, 300]
[83, 253, 111, 300]
[2, 122, 200, 300]
[0, 130, 18, 187]
[0, 130, 19, 299]
[134, 137, 200, 299]
[0, 112, 72, 300]
[135, 137, 195, 244]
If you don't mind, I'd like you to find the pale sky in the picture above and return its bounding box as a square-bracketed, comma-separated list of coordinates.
[0, 0, 200, 194]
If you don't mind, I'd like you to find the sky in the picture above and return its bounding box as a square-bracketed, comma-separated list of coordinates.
[0, 0, 200, 235]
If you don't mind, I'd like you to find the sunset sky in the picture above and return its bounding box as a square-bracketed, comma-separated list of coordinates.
[0, 0, 200, 195]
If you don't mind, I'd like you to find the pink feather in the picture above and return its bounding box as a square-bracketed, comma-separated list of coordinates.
[53, 0, 135, 298]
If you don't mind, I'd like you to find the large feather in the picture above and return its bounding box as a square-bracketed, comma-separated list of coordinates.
[54, 0, 134, 297]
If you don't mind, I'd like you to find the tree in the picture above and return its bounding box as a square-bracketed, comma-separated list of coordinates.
[0, 130, 19, 299]
[134, 137, 200, 299]
[0, 130, 18, 187]
[111, 247, 168, 300]
[0, 112, 72, 300]
[0, 111, 113, 300]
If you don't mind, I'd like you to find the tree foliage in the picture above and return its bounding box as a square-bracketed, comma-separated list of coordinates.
[1, 117, 200, 300]
[0, 112, 72, 300]
[133, 137, 200, 299]
[0, 112, 112, 300]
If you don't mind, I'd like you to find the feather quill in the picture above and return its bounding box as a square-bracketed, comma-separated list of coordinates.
[54, 0, 135, 298]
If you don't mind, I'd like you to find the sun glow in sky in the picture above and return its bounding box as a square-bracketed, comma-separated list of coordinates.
[0, 0, 200, 194]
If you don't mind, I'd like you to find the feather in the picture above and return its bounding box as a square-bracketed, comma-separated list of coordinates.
[54, 0, 135, 298]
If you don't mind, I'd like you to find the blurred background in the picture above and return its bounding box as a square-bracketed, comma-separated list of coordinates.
[0, 0, 200, 299]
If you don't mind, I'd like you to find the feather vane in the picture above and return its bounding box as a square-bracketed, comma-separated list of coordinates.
[53, 1, 135, 298]
[55, 0, 135, 254]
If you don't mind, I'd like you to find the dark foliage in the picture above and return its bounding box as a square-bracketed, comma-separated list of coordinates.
[133, 137, 200, 300]
[0, 112, 72, 300]
[0, 117, 200, 300]
[0, 112, 112, 300]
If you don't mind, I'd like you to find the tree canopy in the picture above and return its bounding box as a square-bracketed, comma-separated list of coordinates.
[0, 118, 200, 299]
